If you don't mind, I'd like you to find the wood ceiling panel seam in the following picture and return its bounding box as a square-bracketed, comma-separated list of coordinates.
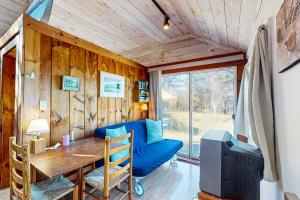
[116, 0, 171, 40]
[120, 34, 194, 57]
[76, 0, 157, 47]
[133, 43, 216, 61]
[208, 0, 228, 47]
[224, 0, 242, 48]
[127, 0, 183, 39]
[0, 0, 26, 13]
[9, 0, 29, 7]
[49, 3, 141, 51]
[191, 34, 240, 53]
[49, 17, 124, 53]
[0, 6, 20, 17]
[132, 45, 230, 64]
[23, 15, 144, 68]
[0, 19, 11, 26]
[101, 0, 168, 42]
[53, 0, 144, 48]
[0, 21, 10, 30]
[186, 0, 210, 40]
[222, 0, 229, 47]
[141, 49, 236, 66]
[8, 0, 23, 7]
[169, 0, 204, 38]
[236, 0, 243, 49]
[122, 37, 205, 59]
[0, 13, 19, 24]
[194, 0, 220, 43]
[147, 51, 245, 68]
[49, 9, 133, 52]
[237, 0, 259, 49]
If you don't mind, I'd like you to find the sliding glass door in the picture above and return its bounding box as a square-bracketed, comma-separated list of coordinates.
[162, 67, 236, 159]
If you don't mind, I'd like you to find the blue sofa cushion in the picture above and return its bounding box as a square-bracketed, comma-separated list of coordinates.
[145, 119, 163, 144]
[106, 126, 129, 162]
[95, 120, 148, 153]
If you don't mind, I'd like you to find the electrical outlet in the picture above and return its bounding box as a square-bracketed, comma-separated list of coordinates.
[40, 100, 48, 111]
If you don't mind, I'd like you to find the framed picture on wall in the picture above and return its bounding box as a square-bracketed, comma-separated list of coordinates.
[62, 76, 80, 91]
[100, 72, 125, 98]
[276, 0, 300, 73]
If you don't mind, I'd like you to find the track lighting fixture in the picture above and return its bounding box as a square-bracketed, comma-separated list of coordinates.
[152, 0, 170, 30]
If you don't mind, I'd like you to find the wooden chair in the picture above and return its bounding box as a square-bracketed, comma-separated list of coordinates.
[9, 136, 78, 200]
[83, 130, 134, 200]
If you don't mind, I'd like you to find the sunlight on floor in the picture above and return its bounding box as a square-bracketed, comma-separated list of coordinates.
[0, 161, 199, 200]
[87, 161, 199, 200]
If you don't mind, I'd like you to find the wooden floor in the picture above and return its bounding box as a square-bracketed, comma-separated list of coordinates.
[0, 187, 9, 199]
[0, 161, 199, 200]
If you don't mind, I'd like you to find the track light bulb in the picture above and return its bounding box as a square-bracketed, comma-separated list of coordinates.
[163, 17, 170, 30]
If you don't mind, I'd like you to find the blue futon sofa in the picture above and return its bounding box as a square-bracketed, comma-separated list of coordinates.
[94, 120, 183, 195]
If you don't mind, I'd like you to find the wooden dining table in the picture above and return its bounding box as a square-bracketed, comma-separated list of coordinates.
[30, 137, 115, 200]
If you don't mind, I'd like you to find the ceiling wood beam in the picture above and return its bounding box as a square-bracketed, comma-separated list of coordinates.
[148, 51, 245, 68]
[162, 59, 247, 74]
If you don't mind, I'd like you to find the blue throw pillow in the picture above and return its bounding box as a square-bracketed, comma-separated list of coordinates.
[146, 119, 163, 144]
[106, 126, 129, 162]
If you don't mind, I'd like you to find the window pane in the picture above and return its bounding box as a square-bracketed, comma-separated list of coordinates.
[162, 73, 189, 156]
[191, 68, 236, 157]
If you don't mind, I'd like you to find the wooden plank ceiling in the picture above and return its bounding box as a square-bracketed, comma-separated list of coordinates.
[48, 0, 262, 66]
[1, 0, 262, 66]
[0, 0, 31, 36]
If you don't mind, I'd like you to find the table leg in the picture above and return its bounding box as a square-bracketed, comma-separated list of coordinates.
[77, 168, 83, 200]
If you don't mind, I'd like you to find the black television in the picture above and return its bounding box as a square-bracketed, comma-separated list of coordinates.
[200, 130, 264, 200]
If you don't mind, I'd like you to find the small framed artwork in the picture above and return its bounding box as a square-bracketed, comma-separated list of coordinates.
[62, 76, 80, 91]
[100, 72, 125, 98]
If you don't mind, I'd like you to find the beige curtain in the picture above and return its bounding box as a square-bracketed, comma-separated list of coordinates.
[234, 65, 251, 138]
[149, 71, 162, 120]
[234, 26, 278, 182]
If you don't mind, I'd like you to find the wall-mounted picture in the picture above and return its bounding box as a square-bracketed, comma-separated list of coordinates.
[100, 72, 125, 98]
[276, 0, 300, 73]
[62, 76, 80, 91]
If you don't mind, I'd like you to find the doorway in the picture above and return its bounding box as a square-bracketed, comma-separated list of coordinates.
[0, 44, 17, 188]
[162, 67, 236, 159]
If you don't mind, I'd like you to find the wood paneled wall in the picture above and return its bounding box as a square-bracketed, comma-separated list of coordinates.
[0, 54, 16, 188]
[22, 27, 148, 146]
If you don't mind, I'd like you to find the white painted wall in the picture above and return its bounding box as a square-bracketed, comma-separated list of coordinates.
[247, 0, 300, 199]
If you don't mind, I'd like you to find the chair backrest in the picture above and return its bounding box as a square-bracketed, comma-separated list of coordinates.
[9, 137, 31, 200]
[103, 130, 134, 193]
